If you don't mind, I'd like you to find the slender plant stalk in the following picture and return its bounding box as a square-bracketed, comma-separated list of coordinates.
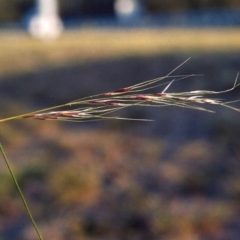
[0, 144, 43, 240]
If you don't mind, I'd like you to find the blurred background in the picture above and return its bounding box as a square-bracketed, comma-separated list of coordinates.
[0, 1, 240, 240]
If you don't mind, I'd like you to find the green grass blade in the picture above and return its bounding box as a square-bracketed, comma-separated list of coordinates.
[0, 143, 43, 240]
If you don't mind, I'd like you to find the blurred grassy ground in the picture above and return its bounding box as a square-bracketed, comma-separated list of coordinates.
[1, 28, 240, 76]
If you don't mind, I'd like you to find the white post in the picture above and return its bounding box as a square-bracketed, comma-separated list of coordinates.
[28, 0, 63, 40]
[114, 0, 143, 20]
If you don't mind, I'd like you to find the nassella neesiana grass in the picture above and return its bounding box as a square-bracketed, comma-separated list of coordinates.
[0, 59, 239, 240]
[0, 59, 239, 123]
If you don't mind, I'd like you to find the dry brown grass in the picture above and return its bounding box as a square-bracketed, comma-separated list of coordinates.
[1, 28, 240, 77]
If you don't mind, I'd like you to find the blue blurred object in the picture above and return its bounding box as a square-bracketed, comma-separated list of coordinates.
[2, 6, 240, 30]
[62, 7, 240, 28]
[149, 7, 240, 27]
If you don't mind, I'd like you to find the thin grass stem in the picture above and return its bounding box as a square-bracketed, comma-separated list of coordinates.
[0, 143, 43, 240]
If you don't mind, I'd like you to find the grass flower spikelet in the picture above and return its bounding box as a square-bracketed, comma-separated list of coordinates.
[0, 59, 239, 123]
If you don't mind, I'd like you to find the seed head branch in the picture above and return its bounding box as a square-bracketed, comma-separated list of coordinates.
[0, 60, 239, 123]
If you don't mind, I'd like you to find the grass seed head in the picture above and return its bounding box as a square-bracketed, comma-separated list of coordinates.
[0, 60, 239, 123]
